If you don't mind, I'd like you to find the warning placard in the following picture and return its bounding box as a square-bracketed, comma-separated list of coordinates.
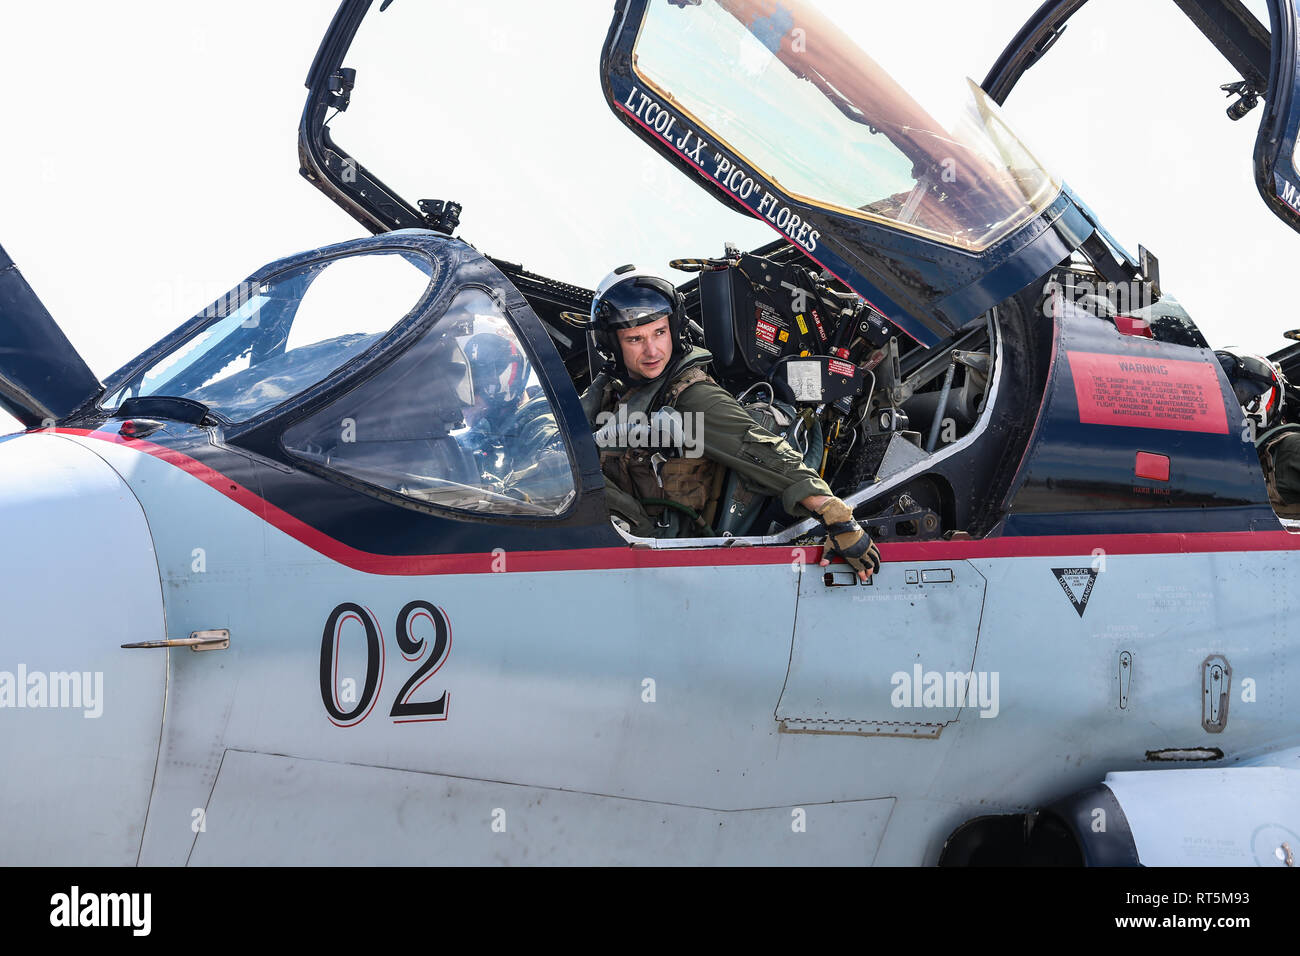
[1051, 567, 1098, 618]
[1066, 350, 1228, 433]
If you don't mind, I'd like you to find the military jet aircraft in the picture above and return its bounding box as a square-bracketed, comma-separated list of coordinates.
[1, 0, 1298, 866]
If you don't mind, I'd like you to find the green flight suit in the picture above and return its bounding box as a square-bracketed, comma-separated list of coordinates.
[581, 345, 832, 537]
[1260, 426, 1300, 518]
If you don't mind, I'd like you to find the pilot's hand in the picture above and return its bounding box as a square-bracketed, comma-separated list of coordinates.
[815, 496, 881, 582]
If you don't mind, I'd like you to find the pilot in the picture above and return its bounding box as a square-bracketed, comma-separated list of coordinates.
[1217, 348, 1300, 516]
[462, 331, 569, 505]
[580, 265, 881, 581]
[463, 332, 533, 473]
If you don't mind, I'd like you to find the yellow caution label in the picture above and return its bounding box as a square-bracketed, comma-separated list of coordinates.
[796, 313, 809, 335]
[778, 329, 789, 342]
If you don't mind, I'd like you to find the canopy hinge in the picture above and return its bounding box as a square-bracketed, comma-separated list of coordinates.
[419, 199, 462, 236]
[328, 67, 356, 112]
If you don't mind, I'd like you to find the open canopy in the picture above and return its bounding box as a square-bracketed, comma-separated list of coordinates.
[983, 0, 1300, 240]
[602, 0, 1100, 346]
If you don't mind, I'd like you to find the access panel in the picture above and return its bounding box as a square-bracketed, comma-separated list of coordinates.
[778, 560, 988, 737]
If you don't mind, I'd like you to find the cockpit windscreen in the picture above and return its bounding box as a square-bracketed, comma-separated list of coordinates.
[99, 251, 435, 422]
[632, 0, 1060, 251]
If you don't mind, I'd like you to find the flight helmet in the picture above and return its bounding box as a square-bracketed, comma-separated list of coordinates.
[465, 332, 529, 409]
[1215, 348, 1287, 433]
[589, 265, 686, 373]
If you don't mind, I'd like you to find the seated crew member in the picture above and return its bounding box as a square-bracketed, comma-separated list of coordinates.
[1217, 348, 1300, 516]
[462, 331, 570, 506]
[463, 332, 532, 474]
[579, 264, 881, 581]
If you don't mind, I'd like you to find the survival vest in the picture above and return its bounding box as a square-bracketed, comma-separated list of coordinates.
[592, 347, 724, 534]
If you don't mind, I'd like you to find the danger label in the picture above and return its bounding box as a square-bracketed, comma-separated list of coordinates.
[1051, 567, 1097, 618]
[755, 319, 778, 344]
[1066, 351, 1227, 433]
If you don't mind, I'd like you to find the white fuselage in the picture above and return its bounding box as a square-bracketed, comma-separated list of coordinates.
[1, 430, 1296, 865]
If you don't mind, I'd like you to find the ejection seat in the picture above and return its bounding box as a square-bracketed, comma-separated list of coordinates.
[695, 271, 824, 537]
[582, 274, 823, 539]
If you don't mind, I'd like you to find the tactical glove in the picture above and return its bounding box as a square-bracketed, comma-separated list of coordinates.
[815, 496, 881, 580]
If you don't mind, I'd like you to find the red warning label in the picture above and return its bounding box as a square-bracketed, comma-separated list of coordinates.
[754, 318, 780, 355]
[1066, 350, 1228, 433]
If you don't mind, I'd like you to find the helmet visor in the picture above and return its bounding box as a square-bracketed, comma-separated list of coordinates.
[465, 333, 527, 405]
[594, 280, 676, 330]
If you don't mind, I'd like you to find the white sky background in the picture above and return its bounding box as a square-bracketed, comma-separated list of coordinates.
[0, 0, 1288, 434]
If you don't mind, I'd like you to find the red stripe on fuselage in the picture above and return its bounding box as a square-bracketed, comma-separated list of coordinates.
[46, 428, 1300, 574]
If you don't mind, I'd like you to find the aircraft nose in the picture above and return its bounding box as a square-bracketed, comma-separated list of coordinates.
[0, 433, 166, 863]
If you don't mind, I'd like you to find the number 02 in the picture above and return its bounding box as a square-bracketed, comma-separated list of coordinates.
[319, 600, 451, 726]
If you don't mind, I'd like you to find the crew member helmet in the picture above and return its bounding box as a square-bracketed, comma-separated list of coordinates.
[589, 265, 686, 371]
[465, 332, 528, 408]
[1215, 348, 1286, 433]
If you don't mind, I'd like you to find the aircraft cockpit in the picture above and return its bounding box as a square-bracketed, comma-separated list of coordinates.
[572, 241, 1009, 547]
[93, 243, 581, 522]
[3, 0, 1293, 555]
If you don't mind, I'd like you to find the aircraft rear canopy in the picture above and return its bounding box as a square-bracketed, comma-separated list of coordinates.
[600, 0, 1101, 346]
